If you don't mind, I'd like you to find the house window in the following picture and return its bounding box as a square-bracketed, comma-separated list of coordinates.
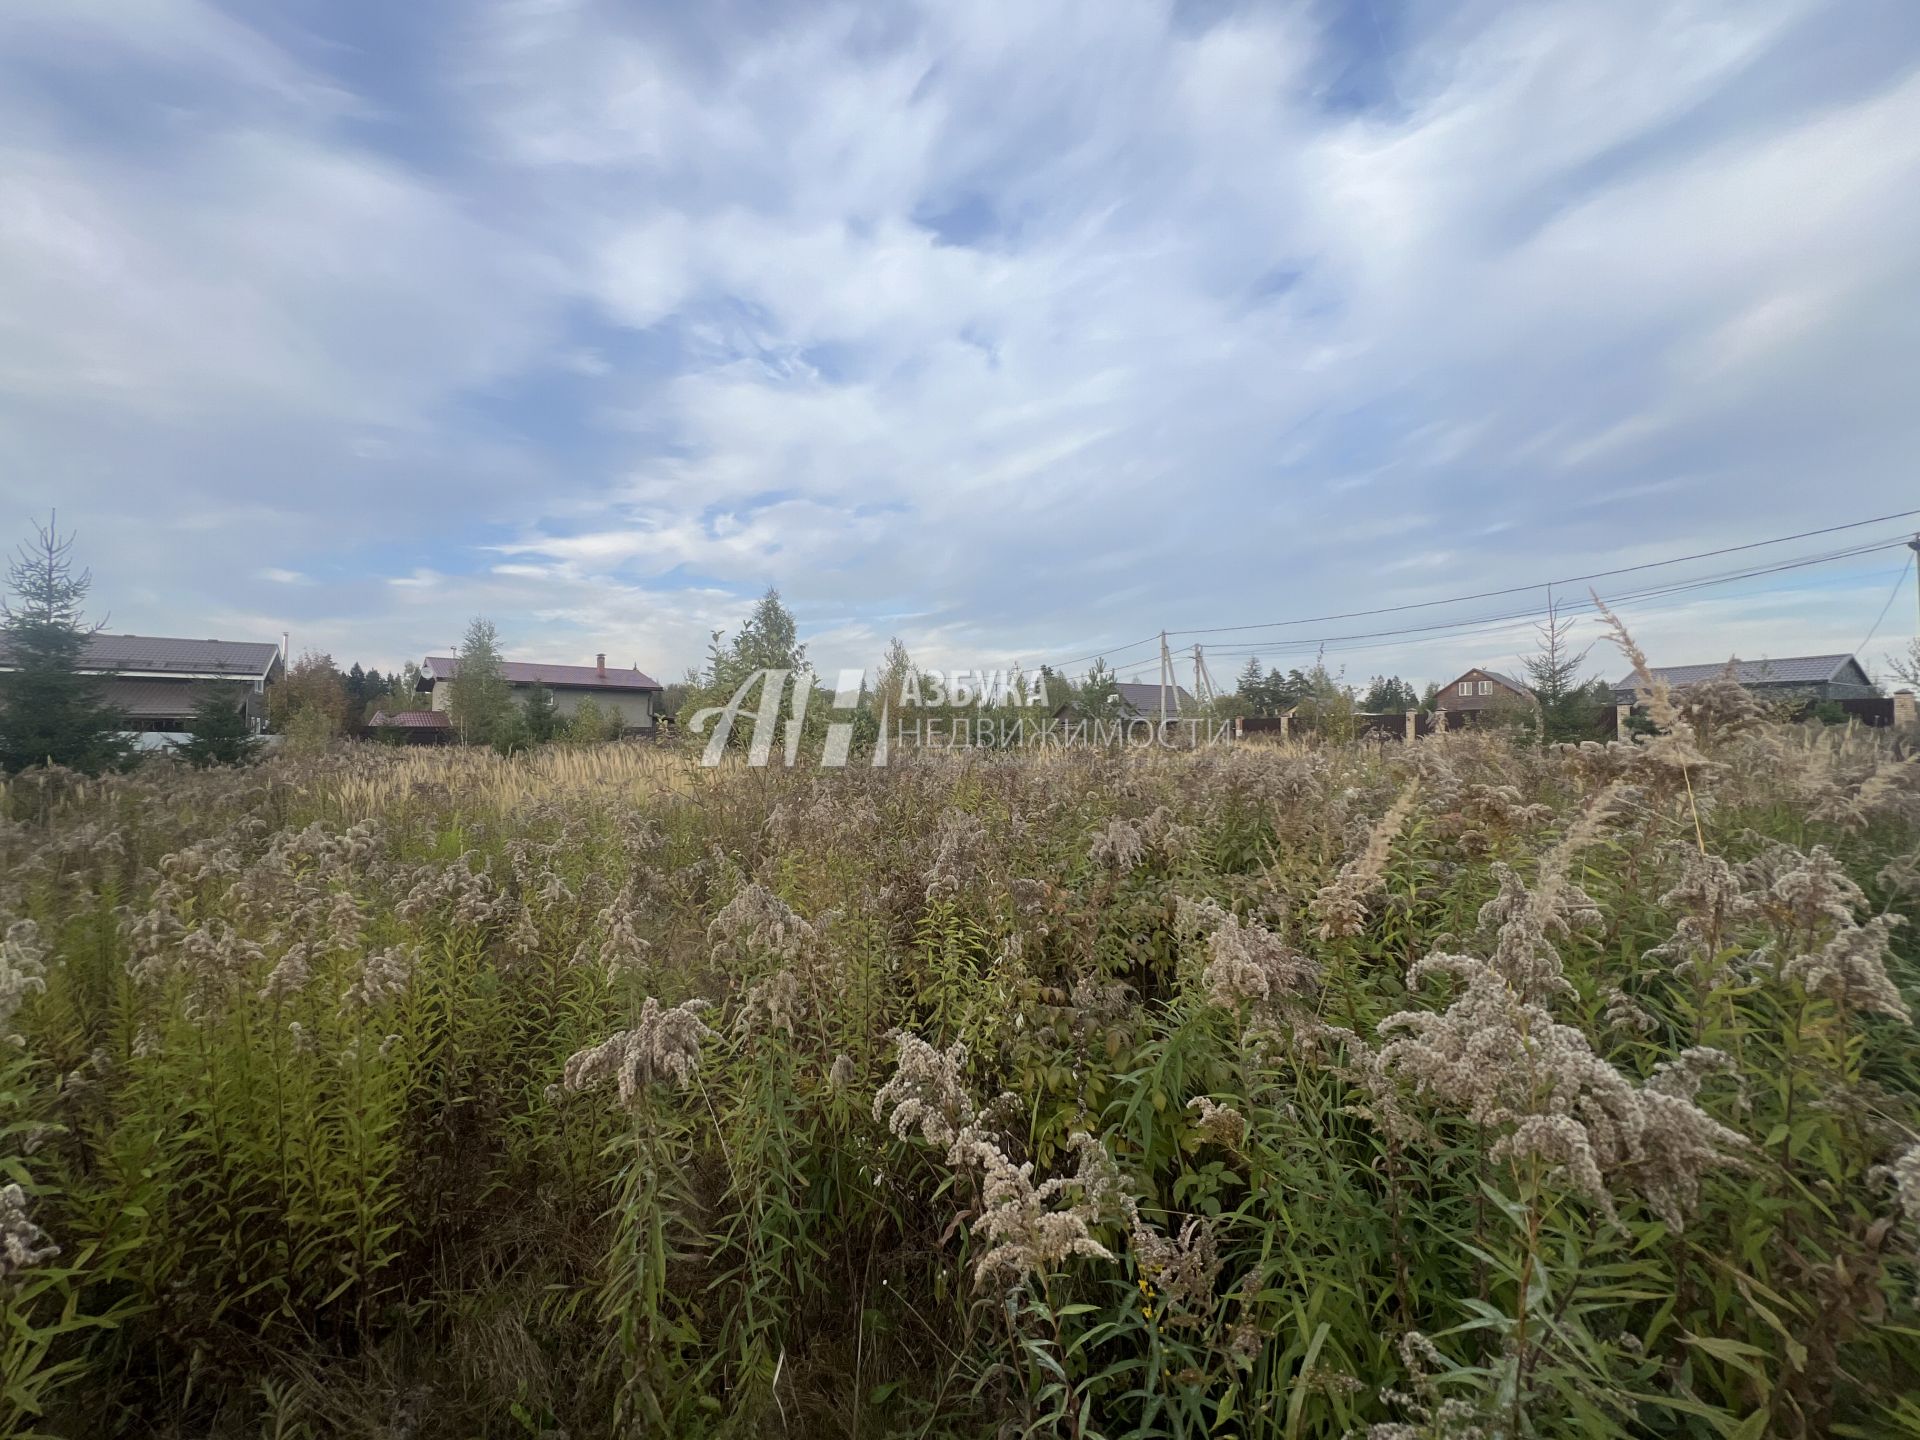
[1458, 682, 1472, 696]
[1477, 681, 1492, 695]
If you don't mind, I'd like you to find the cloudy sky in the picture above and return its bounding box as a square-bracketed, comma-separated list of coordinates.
[4, 0, 1919, 693]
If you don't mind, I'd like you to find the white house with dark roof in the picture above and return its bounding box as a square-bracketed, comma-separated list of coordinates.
[0, 632, 283, 736]
[419, 653, 664, 733]
[1609, 653, 1876, 705]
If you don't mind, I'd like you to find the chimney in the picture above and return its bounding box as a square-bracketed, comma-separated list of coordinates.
[596, 652, 606, 678]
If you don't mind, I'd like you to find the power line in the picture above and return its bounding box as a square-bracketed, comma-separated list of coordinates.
[1855, 551, 1916, 661]
[1091, 537, 1913, 680]
[1041, 509, 1920, 681]
[1048, 632, 1163, 672]
[1165, 538, 1909, 659]
[1161, 507, 1920, 640]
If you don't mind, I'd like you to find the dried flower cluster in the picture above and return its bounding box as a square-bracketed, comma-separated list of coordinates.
[1378, 953, 1747, 1229]
[563, 997, 716, 1105]
[340, 945, 415, 1012]
[1197, 908, 1319, 1013]
[1, 918, 49, 1044]
[0, 1181, 59, 1281]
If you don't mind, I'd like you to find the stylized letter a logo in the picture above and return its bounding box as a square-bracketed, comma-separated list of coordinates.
[689, 669, 791, 766]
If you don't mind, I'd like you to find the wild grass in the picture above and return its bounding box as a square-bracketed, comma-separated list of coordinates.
[1, 692, 1918, 1439]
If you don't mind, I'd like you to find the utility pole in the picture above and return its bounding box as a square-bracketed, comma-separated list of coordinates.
[1158, 630, 1174, 727]
[1192, 643, 1218, 707]
[1910, 534, 1920, 635]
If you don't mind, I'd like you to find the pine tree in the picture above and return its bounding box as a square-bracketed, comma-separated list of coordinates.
[448, 617, 512, 745]
[0, 515, 131, 775]
[176, 683, 260, 768]
[1076, 658, 1125, 720]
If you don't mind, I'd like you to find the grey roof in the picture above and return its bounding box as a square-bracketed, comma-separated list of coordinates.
[422, 655, 662, 691]
[366, 709, 450, 730]
[1111, 681, 1196, 715]
[1611, 654, 1864, 690]
[0, 633, 281, 678]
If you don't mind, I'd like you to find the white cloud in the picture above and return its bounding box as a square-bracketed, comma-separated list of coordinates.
[3, 0, 1918, 692]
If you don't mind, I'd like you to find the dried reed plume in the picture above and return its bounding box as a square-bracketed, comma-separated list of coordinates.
[1311, 784, 1419, 939]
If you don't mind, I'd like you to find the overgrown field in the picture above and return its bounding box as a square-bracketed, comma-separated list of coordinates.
[4, 691, 1919, 1438]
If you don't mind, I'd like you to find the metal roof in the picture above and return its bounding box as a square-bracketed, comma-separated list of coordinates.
[421, 655, 662, 691]
[1112, 681, 1196, 714]
[1611, 654, 1865, 689]
[0, 633, 281, 678]
[366, 710, 451, 730]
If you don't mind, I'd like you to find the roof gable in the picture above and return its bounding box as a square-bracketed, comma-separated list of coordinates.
[1438, 667, 1531, 696]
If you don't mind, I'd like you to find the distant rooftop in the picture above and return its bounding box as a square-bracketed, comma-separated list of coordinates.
[421, 655, 662, 691]
[1612, 654, 1864, 689]
[1111, 681, 1196, 714]
[367, 709, 451, 730]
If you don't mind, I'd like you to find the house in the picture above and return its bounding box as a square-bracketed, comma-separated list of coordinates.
[419, 653, 664, 734]
[1609, 654, 1877, 705]
[0, 632, 282, 738]
[1054, 681, 1198, 721]
[1432, 667, 1533, 714]
[364, 709, 452, 744]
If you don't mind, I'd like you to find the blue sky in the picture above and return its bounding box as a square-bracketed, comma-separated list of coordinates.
[4, 0, 1919, 691]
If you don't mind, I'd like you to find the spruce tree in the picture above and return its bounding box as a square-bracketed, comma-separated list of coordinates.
[0, 516, 131, 775]
[521, 679, 559, 743]
[1523, 601, 1605, 743]
[177, 683, 260, 768]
